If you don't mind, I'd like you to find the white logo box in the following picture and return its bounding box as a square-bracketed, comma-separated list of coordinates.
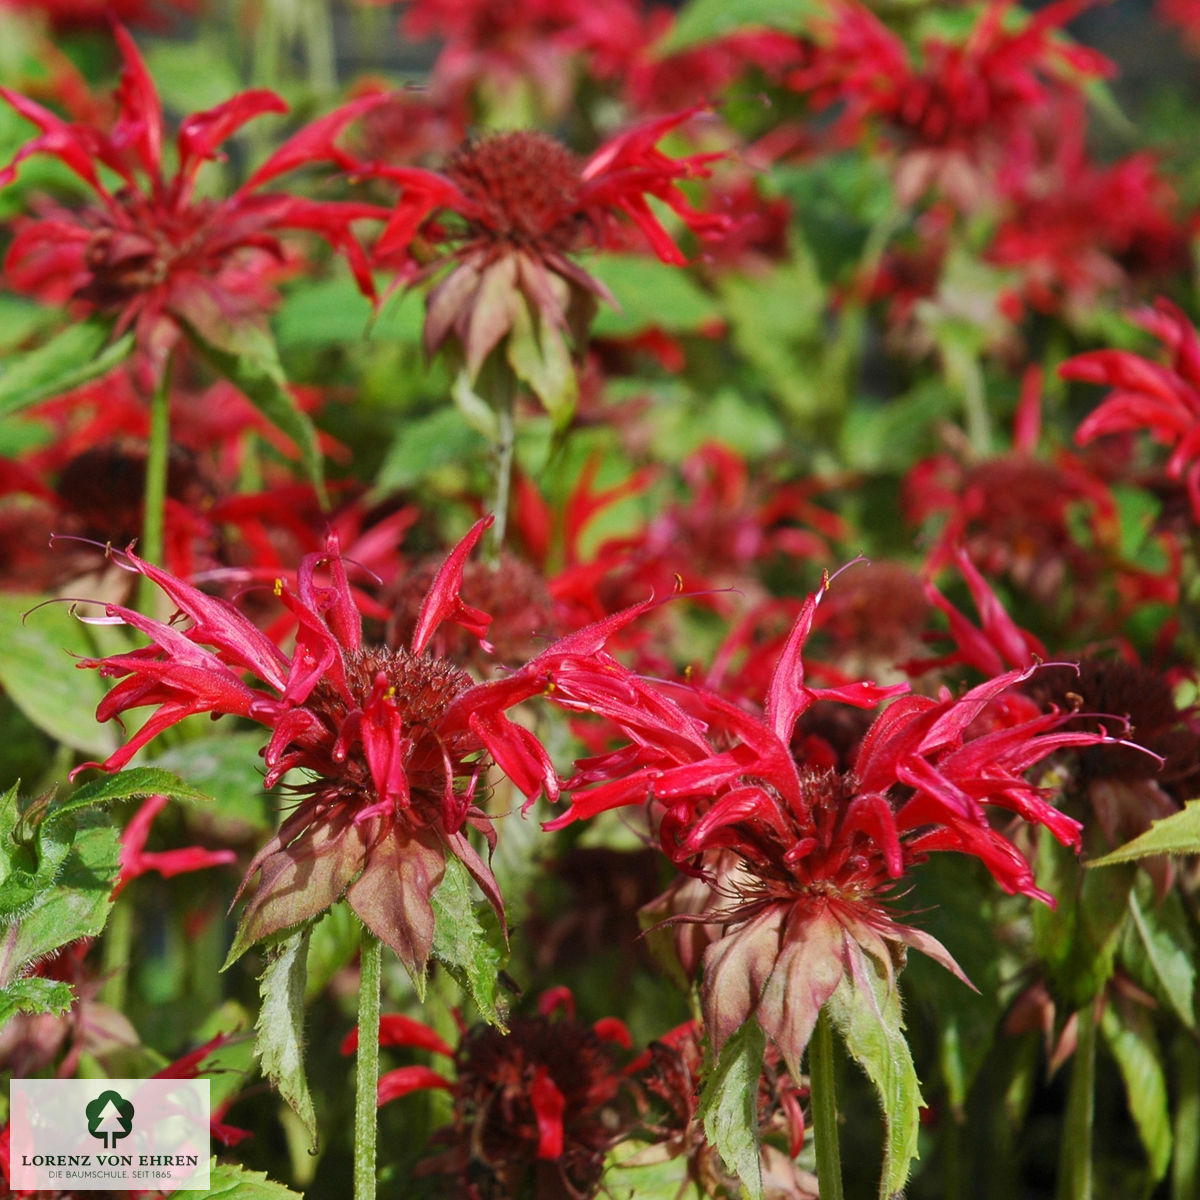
[9, 1079, 210, 1192]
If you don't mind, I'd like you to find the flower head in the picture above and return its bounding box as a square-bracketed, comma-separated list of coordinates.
[73, 517, 564, 973]
[350, 989, 635, 1200]
[790, 0, 1113, 207]
[1059, 297, 1200, 521]
[360, 110, 730, 412]
[547, 571, 1132, 1076]
[629, 1020, 815, 1199]
[0, 24, 384, 378]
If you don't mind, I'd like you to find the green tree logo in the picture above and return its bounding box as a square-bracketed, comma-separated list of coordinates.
[85, 1090, 134, 1149]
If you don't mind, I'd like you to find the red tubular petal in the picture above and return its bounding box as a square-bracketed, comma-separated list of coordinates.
[538, 987, 574, 1019]
[530, 1067, 566, 1159]
[376, 1066, 453, 1107]
[593, 1017, 633, 1049]
[411, 516, 494, 654]
[341, 1015, 454, 1057]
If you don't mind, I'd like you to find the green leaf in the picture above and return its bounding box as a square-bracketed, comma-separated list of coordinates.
[0, 784, 76, 924]
[255, 926, 319, 1150]
[718, 255, 837, 428]
[838, 378, 957, 473]
[903, 857, 1011, 1113]
[374, 405, 490, 492]
[0, 975, 74, 1025]
[200, 1160, 306, 1199]
[183, 319, 325, 501]
[699, 1016, 766, 1200]
[1100, 1000, 1172, 1184]
[0, 594, 118, 757]
[275, 275, 377, 350]
[140, 37, 245, 116]
[1086, 801, 1200, 866]
[431, 854, 509, 1030]
[1172, 1035, 1200, 1200]
[0, 817, 120, 989]
[146, 733, 276, 839]
[505, 299, 577, 426]
[655, 0, 820, 54]
[1125, 882, 1196, 1031]
[588, 254, 721, 337]
[827, 945, 924, 1200]
[304, 902, 361, 1002]
[1034, 833, 1133, 1007]
[604, 1142, 693, 1200]
[0, 321, 133, 418]
[59, 767, 214, 818]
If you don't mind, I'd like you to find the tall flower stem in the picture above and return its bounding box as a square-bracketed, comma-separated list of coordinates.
[1056, 1003, 1096, 1200]
[98, 893, 133, 1011]
[354, 931, 383, 1200]
[487, 363, 517, 565]
[138, 357, 172, 607]
[810, 1006, 846, 1200]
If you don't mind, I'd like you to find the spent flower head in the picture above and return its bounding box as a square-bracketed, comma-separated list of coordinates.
[358, 109, 731, 416]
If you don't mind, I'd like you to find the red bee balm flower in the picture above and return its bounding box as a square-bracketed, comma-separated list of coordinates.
[1059, 297, 1200, 520]
[361, 110, 730, 414]
[73, 518, 565, 972]
[0, 24, 385, 377]
[547, 573, 1131, 1077]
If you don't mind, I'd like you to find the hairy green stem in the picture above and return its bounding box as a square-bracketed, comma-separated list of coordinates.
[489, 372, 516, 565]
[1057, 1004, 1096, 1200]
[98, 893, 133, 1011]
[1172, 1033, 1199, 1200]
[811, 1006, 846, 1200]
[138, 359, 171, 605]
[354, 932, 382, 1200]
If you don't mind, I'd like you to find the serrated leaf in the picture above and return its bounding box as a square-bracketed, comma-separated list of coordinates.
[0, 819, 119, 988]
[827, 945, 923, 1200]
[0, 975, 74, 1026]
[1126, 882, 1196, 1031]
[60, 767, 214, 817]
[431, 854, 509, 1030]
[183, 319, 325, 500]
[255, 926, 318, 1149]
[699, 1016, 765, 1200]
[200, 1160, 306, 1198]
[0, 321, 133, 418]
[0, 785, 74, 920]
[0, 594, 118, 757]
[1087, 800, 1200, 866]
[655, 0, 820, 54]
[1101, 1001, 1172, 1184]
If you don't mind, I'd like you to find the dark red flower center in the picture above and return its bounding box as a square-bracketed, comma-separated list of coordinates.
[445, 131, 585, 253]
[302, 646, 479, 807]
[78, 191, 219, 310]
[448, 1015, 628, 1199]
